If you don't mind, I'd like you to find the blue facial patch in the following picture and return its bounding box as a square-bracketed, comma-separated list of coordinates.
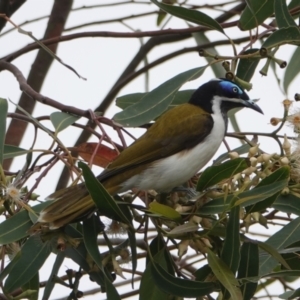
[219, 81, 243, 95]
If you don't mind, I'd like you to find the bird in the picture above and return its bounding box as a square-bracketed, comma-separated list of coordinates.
[35, 78, 263, 230]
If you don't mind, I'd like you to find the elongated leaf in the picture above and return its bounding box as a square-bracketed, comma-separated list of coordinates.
[113, 66, 207, 127]
[275, 0, 297, 28]
[0, 98, 8, 164]
[258, 241, 290, 270]
[42, 252, 65, 300]
[3, 145, 28, 159]
[238, 242, 259, 300]
[116, 90, 195, 111]
[207, 248, 243, 300]
[50, 112, 80, 133]
[246, 191, 280, 214]
[221, 205, 241, 274]
[238, 0, 275, 31]
[82, 216, 121, 299]
[140, 248, 170, 300]
[273, 193, 300, 215]
[0, 210, 31, 244]
[149, 201, 182, 221]
[22, 272, 39, 300]
[168, 222, 198, 236]
[194, 264, 212, 281]
[4, 236, 51, 293]
[150, 260, 216, 297]
[279, 289, 300, 299]
[283, 46, 300, 93]
[197, 158, 249, 191]
[151, 0, 224, 33]
[259, 217, 300, 275]
[236, 49, 260, 82]
[79, 162, 131, 224]
[262, 27, 300, 49]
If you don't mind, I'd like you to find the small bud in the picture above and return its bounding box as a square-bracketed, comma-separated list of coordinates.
[280, 157, 289, 165]
[283, 99, 293, 111]
[271, 57, 287, 68]
[190, 215, 202, 224]
[250, 157, 257, 167]
[201, 238, 212, 248]
[259, 57, 271, 76]
[228, 151, 239, 159]
[248, 145, 259, 157]
[112, 257, 126, 279]
[225, 71, 234, 81]
[281, 187, 290, 195]
[243, 166, 256, 176]
[261, 153, 273, 163]
[178, 239, 189, 259]
[282, 134, 291, 156]
[175, 204, 192, 213]
[260, 47, 268, 57]
[234, 77, 253, 91]
[199, 49, 215, 58]
[222, 61, 230, 71]
[270, 117, 282, 126]
[222, 183, 231, 192]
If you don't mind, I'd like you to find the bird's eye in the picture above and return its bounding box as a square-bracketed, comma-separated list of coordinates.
[232, 87, 238, 93]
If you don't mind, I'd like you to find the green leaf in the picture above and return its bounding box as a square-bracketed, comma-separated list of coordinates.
[22, 272, 39, 300]
[168, 222, 198, 236]
[4, 236, 51, 293]
[149, 201, 182, 222]
[279, 288, 300, 299]
[116, 90, 195, 111]
[113, 66, 207, 127]
[258, 241, 291, 271]
[79, 162, 131, 224]
[221, 205, 241, 274]
[0, 210, 32, 244]
[82, 216, 103, 269]
[82, 216, 121, 299]
[236, 49, 260, 82]
[273, 193, 300, 215]
[262, 27, 300, 49]
[140, 248, 171, 300]
[283, 46, 300, 94]
[194, 264, 212, 281]
[238, 0, 275, 31]
[50, 112, 80, 133]
[207, 248, 243, 300]
[259, 217, 300, 275]
[151, 0, 224, 33]
[3, 145, 28, 159]
[150, 259, 216, 297]
[200, 166, 289, 214]
[275, 0, 297, 28]
[0, 98, 8, 164]
[197, 158, 249, 191]
[238, 242, 259, 300]
[42, 252, 65, 300]
[246, 191, 280, 214]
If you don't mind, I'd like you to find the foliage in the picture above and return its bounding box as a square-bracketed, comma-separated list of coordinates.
[0, 1, 300, 299]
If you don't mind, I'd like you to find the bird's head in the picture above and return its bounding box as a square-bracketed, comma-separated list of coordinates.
[189, 79, 263, 115]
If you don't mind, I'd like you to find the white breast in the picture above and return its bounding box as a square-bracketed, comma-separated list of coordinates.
[120, 110, 226, 192]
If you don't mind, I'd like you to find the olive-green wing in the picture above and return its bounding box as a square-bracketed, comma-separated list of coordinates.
[98, 104, 213, 182]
